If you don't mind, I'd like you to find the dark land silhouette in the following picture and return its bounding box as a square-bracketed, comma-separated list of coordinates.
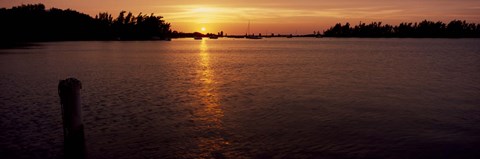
[0, 4, 172, 45]
[323, 21, 480, 38]
[1, 3, 480, 47]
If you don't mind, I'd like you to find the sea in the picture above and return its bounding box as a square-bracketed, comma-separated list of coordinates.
[1, 38, 479, 159]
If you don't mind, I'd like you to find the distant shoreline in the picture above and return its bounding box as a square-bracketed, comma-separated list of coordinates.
[1, 4, 479, 46]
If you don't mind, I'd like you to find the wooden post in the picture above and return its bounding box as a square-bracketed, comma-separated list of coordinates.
[58, 78, 85, 159]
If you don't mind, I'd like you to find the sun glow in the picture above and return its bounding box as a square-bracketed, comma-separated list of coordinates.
[201, 27, 206, 32]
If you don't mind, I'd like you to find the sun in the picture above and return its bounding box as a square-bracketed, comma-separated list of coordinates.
[201, 27, 206, 32]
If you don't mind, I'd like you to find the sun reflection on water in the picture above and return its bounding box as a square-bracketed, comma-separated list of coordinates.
[194, 39, 228, 158]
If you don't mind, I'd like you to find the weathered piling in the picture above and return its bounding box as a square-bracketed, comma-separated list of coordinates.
[58, 78, 85, 159]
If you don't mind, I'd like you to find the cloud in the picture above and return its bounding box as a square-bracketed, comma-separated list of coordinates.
[159, 5, 409, 24]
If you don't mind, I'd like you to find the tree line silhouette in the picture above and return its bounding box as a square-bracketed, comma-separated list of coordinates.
[2, 3, 480, 44]
[0, 4, 172, 43]
[323, 20, 480, 38]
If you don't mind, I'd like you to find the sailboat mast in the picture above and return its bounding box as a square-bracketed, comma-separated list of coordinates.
[248, 20, 250, 35]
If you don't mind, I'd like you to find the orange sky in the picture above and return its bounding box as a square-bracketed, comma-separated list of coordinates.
[2, 0, 480, 34]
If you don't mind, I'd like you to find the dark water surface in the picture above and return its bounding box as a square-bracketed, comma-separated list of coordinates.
[1, 38, 479, 159]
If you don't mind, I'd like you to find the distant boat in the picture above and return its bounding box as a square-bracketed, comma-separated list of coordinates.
[246, 21, 262, 39]
[151, 36, 171, 41]
[263, 30, 272, 38]
[286, 34, 293, 38]
[209, 35, 218, 39]
[246, 35, 262, 39]
[194, 36, 202, 40]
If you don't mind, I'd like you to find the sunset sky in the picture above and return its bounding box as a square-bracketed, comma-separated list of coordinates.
[2, 0, 480, 34]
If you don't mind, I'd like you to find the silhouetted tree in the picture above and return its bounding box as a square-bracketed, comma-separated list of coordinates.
[0, 3, 172, 43]
[323, 20, 480, 38]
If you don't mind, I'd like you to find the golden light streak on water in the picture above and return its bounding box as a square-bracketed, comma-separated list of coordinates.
[194, 39, 228, 158]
